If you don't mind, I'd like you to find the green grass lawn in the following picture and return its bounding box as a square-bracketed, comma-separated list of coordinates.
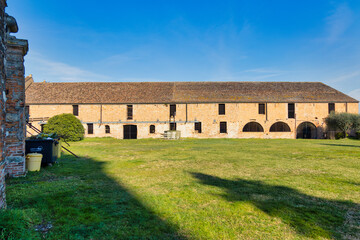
[3, 138, 360, 239]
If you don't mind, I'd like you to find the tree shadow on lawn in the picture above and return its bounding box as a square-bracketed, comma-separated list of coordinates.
[318, 143, 360, 148]
[5, 155, 187, 240]
[191, 172, 359, 239]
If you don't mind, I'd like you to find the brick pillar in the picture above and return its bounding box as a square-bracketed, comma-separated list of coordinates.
[0, 0, 7, 209]
[4, 36, 28, 177]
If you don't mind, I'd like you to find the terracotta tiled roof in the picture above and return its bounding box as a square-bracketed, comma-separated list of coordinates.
[25, 82, 358, 104]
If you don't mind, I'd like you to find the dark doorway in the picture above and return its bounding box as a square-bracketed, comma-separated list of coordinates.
[123, 125, 137, 139]
[297, 122, 317, 139]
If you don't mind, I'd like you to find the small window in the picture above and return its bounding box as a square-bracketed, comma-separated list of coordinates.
[219, 104, 225, 115]
[25, 105, 30, 115]
[87, 123, 93, 134]
[127, 105, 133, 120]
[259, 103, 265, 114]
[328, 103, 335, 114]
[170, 104, 176, 118]
[105, 125, 110, 134]
[170, 122, 176, 130]
[150, 125, 155, 133]
[220, 122, 227, 133]
[195, 122, 202, 133]
[288, 103, 295, 119]
[73, 105, 79, 116]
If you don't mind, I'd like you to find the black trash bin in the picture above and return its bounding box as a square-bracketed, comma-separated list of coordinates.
[25, 139, 59, 165]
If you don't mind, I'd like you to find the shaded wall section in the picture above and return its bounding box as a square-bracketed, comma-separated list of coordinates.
[0, 0, 7, 209]
[4, 36, 28, 177]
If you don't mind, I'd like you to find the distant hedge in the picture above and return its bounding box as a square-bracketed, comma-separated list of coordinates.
[43, 113, 84, 142]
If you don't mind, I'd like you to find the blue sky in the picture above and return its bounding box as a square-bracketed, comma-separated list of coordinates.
[7, 0, 360, 101]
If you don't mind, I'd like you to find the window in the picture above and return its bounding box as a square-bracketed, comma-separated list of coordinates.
[73, 105, 79, 116]
[195, 122, 202, 133]
[105, 125, 110, 134]
[259, 103, 265, 114]
[40, 124, 45, 133]
[170, 104, 176, 118]
[243, 122, 264, 132]
[25, 105, 30, 115]
[328, 103, 335, 114]
[170, 122, 176, 130]
[288, 103, 295, 119]
[220, 122, 227, 133]
[219, 104, 225, 115]
[150, 125, 155, 134]
[127, 105, 133, 120]
[270, 122, 291, 132]
[87, 123, 93, 134]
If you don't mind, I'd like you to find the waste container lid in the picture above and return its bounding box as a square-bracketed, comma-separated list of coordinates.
[27, 153, 43, 157]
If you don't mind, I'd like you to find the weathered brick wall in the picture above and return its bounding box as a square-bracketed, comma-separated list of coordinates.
[0, 0, 7, 209]
[5, 37, 28, 177]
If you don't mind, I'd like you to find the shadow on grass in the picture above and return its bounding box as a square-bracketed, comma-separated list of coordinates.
[191, 172, 359, 239]
[319, 143, 360, 148]
[5, 155, 186, 239]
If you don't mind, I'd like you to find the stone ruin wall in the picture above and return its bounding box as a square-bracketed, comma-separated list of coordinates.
[0, 0, 28, 208]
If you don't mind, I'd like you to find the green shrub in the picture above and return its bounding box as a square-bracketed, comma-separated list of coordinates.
[43, 114, 84, 142]
[335, 132, 346, 140]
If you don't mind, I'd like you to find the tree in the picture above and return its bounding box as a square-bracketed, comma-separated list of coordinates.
[325, 112, 360, 138]
[43, 113, 84, 142]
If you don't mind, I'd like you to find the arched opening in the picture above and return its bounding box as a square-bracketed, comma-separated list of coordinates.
[270, 122, 291, 132]
[149, 125, 155, 134]
[105, 125, 110, 134]
[123, 125, 137, 139]
[297, 122, 317, 139]
[243, 122, 264, 132]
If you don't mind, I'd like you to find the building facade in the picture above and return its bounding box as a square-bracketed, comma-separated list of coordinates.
[26, 82, 359, 140]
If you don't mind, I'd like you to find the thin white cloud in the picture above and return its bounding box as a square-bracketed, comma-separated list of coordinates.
[329, 70, 360, 83]
[349, 88, 360, 101]
[209, 68, 287, 81]
[26, 52, 113, 82]
[324, 3, 354, 44]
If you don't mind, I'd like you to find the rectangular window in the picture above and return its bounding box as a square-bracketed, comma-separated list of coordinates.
[87, 123, 93, 134]
[220, 121, 227, 133]
[170, 104, 176, 118]
[194, 122, 202, 133]
[170, 122, 176, 130]
[328, 103, 335, 114]
[150, 125, 155, 133]
[259, 103, 265, 114]
[73, 105, 79, 116]
[219, 104, 225, 115]
[25, 105, 30, 115]
[288, 103, 295, 119]
[127, 105, 133, 120]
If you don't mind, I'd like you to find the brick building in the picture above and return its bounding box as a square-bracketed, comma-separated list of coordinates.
[0, 0, 28, 208]
[26, 81, 358, 139]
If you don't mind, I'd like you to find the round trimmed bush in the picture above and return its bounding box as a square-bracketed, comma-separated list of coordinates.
[43, 113, 84, 142]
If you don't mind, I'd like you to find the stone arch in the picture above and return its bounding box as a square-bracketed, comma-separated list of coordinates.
[243, 122, 264, 132]
[270, 122, 291, 132]
[297, 122, 317, 139]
